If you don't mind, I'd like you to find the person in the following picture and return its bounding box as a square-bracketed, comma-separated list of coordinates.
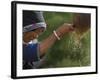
[23, 11, 74, 69]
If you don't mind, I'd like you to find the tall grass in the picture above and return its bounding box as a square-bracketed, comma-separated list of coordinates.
[38, 12, 90, 68]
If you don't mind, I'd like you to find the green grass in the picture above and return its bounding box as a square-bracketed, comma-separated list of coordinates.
[38, 12, 90, 68]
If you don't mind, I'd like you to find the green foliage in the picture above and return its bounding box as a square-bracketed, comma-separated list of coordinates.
[38, 12, 90, 68]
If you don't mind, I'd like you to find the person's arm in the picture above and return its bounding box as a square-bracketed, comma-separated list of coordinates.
[39, 23, 74, 56]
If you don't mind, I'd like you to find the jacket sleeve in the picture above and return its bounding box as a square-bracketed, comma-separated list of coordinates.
[23, 43, 40, 62]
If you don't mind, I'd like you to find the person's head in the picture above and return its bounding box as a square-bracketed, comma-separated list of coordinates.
[23, 11, 46, 43]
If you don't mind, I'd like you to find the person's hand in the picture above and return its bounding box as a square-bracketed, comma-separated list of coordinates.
[56, 23, 74, 38]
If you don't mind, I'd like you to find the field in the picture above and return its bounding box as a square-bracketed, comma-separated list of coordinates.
[38, 11, 91, 68]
